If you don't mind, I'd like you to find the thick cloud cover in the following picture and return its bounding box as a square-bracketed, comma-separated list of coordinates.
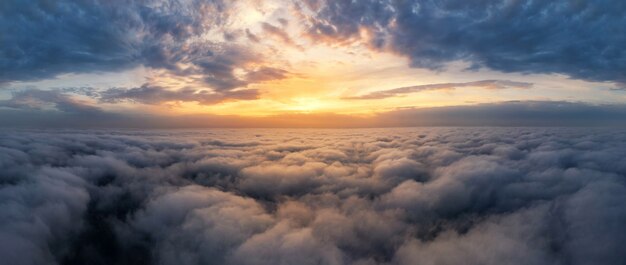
[1, 128, 625, 265]
[302, 0, 626, 87]
[0, 0, 288, 101]
[3, 0, 625, 89]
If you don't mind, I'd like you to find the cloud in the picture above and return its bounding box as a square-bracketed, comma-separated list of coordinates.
[1, 128, 625, 264]
[0, 0, 288, 92]
[0, 89, 103, 114]
[344, 80, 532, 99]
[132, 185, 274, 265]
[246, 29, 261, 43]
[245, 67, 291, 83]
[0, 0, 142, 84]
[2, 0, 624, 94]
[0, 83, 261, 116]
[301, 0, 626, 86]
[98, 84, 260, 105]
[392, 205, 555, 265]
[0, 165, 90, 265]
[375, 101, 626, 127]
[2, 99, 626, 128]
[261, 22, 298, 48]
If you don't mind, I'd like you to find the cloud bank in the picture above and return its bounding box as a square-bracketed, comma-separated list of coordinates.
[1, 128, 625, 265]
[2, 96, 626, 128]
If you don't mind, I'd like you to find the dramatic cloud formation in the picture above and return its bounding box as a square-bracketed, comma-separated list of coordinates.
[1, 3, 624, 264]
[1, 0, 624, 121]
[0, 0, 288, 103]
[344, 80, 532, 99]
[302, 0, 626, 86]
[3, 0, 623, 87]
[1, 128, 625, 265]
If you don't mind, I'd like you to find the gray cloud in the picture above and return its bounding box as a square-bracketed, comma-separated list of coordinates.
[302, 0, 626, 86]
[98, 84, 260, 105]
[1, 100, 626, 128]
[245, 67, 291, 83]
[0, 89, 103, 115]
[376, 101, 626, 127]
[261, 22, 297, 47]
[0, 0, 287, 93]
[3, 0, 624, 91]
[1, 128, 625, 264]
[345, 80, 532, 99]
[0, 0, 142, 84]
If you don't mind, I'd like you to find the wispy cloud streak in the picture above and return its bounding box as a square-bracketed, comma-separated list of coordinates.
[344, 80, 532, 99]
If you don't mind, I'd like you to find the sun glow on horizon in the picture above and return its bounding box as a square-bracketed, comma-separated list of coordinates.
[2, 0, 624, 127]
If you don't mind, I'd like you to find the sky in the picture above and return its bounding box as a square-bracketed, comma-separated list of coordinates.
[1, 0, 626, 127]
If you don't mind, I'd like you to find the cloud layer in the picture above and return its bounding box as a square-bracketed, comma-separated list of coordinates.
[2, 97, 626, 128]
[1, 128, 625, 265]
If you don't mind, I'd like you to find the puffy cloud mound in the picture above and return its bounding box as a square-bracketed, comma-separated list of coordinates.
[0, 128, 625, 265]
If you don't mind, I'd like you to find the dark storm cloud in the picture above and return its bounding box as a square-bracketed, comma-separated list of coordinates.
[345, 80, 532, 99]
[1, 128, 625, 265]
[302, 0, 626, 86]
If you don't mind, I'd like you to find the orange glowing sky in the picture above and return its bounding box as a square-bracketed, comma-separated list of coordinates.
[1, 0, 625, 127]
